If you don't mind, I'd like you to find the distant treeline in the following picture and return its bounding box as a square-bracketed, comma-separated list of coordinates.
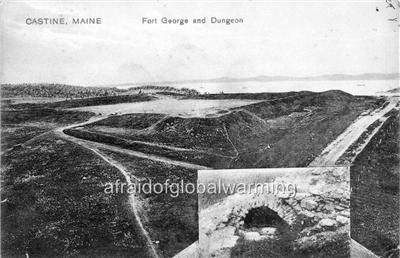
[1, 84, 199, 98]
[1, 84, 123, 98]
[128, 85, 199, 96]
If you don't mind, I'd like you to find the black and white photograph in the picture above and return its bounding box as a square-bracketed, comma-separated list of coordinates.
[0, 1, 399, 257]
[198, 167, 350, 258]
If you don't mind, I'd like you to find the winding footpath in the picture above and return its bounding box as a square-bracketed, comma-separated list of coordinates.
[54, 115, 161, 258]
[54, 113, 218, 257]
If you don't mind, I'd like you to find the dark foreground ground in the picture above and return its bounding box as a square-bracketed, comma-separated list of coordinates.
[1, 134, 150, 257]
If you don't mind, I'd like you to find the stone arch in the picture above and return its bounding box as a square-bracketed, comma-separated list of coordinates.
[240, 196, 298, 226]
[243, 206, 288, 229]
[224, 194, 299, 229]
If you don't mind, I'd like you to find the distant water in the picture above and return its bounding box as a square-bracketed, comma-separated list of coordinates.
[122, 80, 398, 96]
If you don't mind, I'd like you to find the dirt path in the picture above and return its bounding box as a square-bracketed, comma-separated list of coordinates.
[55, 116, 161, 258]
[309, 97, 399, 166]
[222, 123, 239, 158]
[81, 145, 160, 258]
[95, 143, 212, 170]
[56, 115, 211, 170]
[124, 139, 235, 159]
[85, 139, 211, 171]
[76, 127, 235, 159]
[54, 114, 212, 258]
[60, 131, 211, 171]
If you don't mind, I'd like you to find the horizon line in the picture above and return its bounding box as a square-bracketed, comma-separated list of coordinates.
[2, 72, 399, 88]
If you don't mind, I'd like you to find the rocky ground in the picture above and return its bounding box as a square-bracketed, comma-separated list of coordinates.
[198, 167, 350, 258]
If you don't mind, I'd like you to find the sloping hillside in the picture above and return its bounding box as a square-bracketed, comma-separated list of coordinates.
[66, 91, 382, 169]
[351, 110, 399, 258]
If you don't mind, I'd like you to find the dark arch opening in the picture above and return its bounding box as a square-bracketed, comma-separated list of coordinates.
[243, 206, 287, 229]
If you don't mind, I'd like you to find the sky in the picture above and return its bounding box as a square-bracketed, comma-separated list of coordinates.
[1, 0, 399, 86]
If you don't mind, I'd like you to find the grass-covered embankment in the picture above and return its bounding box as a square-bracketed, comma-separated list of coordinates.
[66, 91, 383, 169]
[351, 110, 400, 258]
